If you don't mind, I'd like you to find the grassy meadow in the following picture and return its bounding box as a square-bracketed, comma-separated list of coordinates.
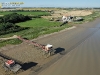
[17, 18, 61, 27]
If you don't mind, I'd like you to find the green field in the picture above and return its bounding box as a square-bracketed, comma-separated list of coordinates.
[0, 10, 100, 48]
[17, 18, 61, 27]
[0, 17, 70, 48]
[0, 11, 50, 16]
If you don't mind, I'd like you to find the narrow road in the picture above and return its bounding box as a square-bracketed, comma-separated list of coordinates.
[30, 18, 100, 75]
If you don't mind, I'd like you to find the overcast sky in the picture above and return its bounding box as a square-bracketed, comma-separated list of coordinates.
[0, 0, 100, 8]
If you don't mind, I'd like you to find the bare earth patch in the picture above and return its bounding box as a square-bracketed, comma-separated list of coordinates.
[0, 42, 56, 75]
[66, 10, 92, 16]
[42, 10, 92, 19]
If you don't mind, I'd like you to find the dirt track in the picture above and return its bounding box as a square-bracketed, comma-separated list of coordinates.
[0, 35, 18, 40]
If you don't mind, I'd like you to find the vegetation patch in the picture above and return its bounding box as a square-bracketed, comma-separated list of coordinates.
[0, 39, 22, 48]
[83, 11, 100, 22]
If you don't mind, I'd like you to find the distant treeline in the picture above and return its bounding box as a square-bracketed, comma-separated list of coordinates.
[0, 9, 52, 12]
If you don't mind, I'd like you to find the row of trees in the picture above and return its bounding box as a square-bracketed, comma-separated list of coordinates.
[0, 22, 28, 35]
[0, 13, 30, 35]
[0, 13, 31, 23]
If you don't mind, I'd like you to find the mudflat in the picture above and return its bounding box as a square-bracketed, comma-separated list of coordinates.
[37, 18, 100, 75]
